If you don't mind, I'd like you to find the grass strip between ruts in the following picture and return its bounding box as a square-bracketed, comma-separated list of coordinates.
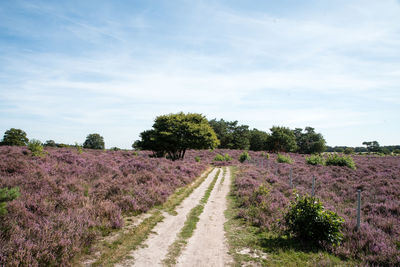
[162, 168, 221, 266]
[79, 167, 215, 267]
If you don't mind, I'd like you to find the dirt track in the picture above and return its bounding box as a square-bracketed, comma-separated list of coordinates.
[176, 167, 232, 267]
[116, 167, 232, 267]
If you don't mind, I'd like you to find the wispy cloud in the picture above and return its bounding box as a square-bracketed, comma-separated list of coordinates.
[0, 0, 399, 147]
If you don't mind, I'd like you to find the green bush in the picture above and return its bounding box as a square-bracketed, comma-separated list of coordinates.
[0, 187, 20, 216]
[28, 139, 45, 157]
[276, 153, 293, 164]
[214, 154, 225, 161]
[224, 154, 232, 161]
[239, 151, 251, 163]
[75, 142, 83, 154]
[393, 149, 400, 155]
[343, 147, 354, 154]
[305, 154, 325, 166]
[195, 156, 201, 162]
[284, 194, 344, 246]
[325, 154, 356, 169]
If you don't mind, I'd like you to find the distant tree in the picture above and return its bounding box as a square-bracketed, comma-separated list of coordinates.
[334, 147, 345, 153]
[208, 119, 250, 149]
[354, 146, 368, 153]
[1, 128, 29, 146]
[44, 140, 57, 147]
[362, 141, 381, 152]
[83, 133, 105, 150]
[344, 147, 354, 154]
[325, 146, 334, 152]
[266, 126, 297, 152]
[134, 112, 219, 160]
[249, 129, 269, 151]
[293, 127, 326, 154]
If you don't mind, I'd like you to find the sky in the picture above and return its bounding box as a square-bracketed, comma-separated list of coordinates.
[1, 0, 399, 149]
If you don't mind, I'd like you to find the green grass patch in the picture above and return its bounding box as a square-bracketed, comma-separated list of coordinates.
[162, 169, 221, 266]
[224, 166, 357, 267]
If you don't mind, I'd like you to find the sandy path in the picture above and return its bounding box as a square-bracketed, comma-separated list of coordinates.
[176, 167, 233, 267]
[116, 168, 219, 267]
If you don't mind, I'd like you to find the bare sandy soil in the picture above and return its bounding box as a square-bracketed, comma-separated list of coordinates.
[116, 168, 220, 267]
[175, 167, 233, 267]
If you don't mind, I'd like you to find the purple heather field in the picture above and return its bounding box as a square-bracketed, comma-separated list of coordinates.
[234, 152, 400, 266]
[0, 146, 209, 266]
[0, 147, 399, 266]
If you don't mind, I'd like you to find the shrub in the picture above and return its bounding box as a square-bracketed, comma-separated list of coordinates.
[214, 154, 225, 161]
[239, 151, 251, 163]
[28, 139, 45, 157]
[110, 147, 120, 151]
[344, 147, 354, 154]
[195, 156, 201, 162]
[0, 187, 20, 216]
[74, 143, 83, 154]
[284, 194, 344, 246]
[393, 149, 400, 155]
[277, 153, 293, 164]
[325, 154, 356, 169]
[224, 153, 232, 161]
[305, 154, 325, 166]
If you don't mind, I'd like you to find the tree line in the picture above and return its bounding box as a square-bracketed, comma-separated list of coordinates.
[2, 112, 399, 160]
[133, 113, 326, 159]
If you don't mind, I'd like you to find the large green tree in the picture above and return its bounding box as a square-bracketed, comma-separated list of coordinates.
[83, 133, 105, 150]
[266, 126, 297, 152]
[134, 112, 219, 160]
[208, 119, 250, 150]
[293, 127, 326, 154]
[249, 128, 269, 151]
[1, 128, 29, 146]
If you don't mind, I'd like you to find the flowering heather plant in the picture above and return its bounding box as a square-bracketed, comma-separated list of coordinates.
[0, 146, 208, 266]
[234, 152, 400, 265]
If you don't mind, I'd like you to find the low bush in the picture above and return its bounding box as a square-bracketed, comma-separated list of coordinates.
[344, 147, 354, 154]
[284, 194, 344, 247]
[214, 154, 225, 161]
[224, 153, 232, 161]
[277, 153, 293, 164]
[239, 151, 251, 163]
[195, 156, 201, 162]
[305, 154, 325, 166]
[325, 154, 356, 169]
[0, 187, 20, 216]
[27, 139, 45, 157]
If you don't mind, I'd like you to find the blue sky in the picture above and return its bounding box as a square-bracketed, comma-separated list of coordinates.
[1, 0, 399, 148]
